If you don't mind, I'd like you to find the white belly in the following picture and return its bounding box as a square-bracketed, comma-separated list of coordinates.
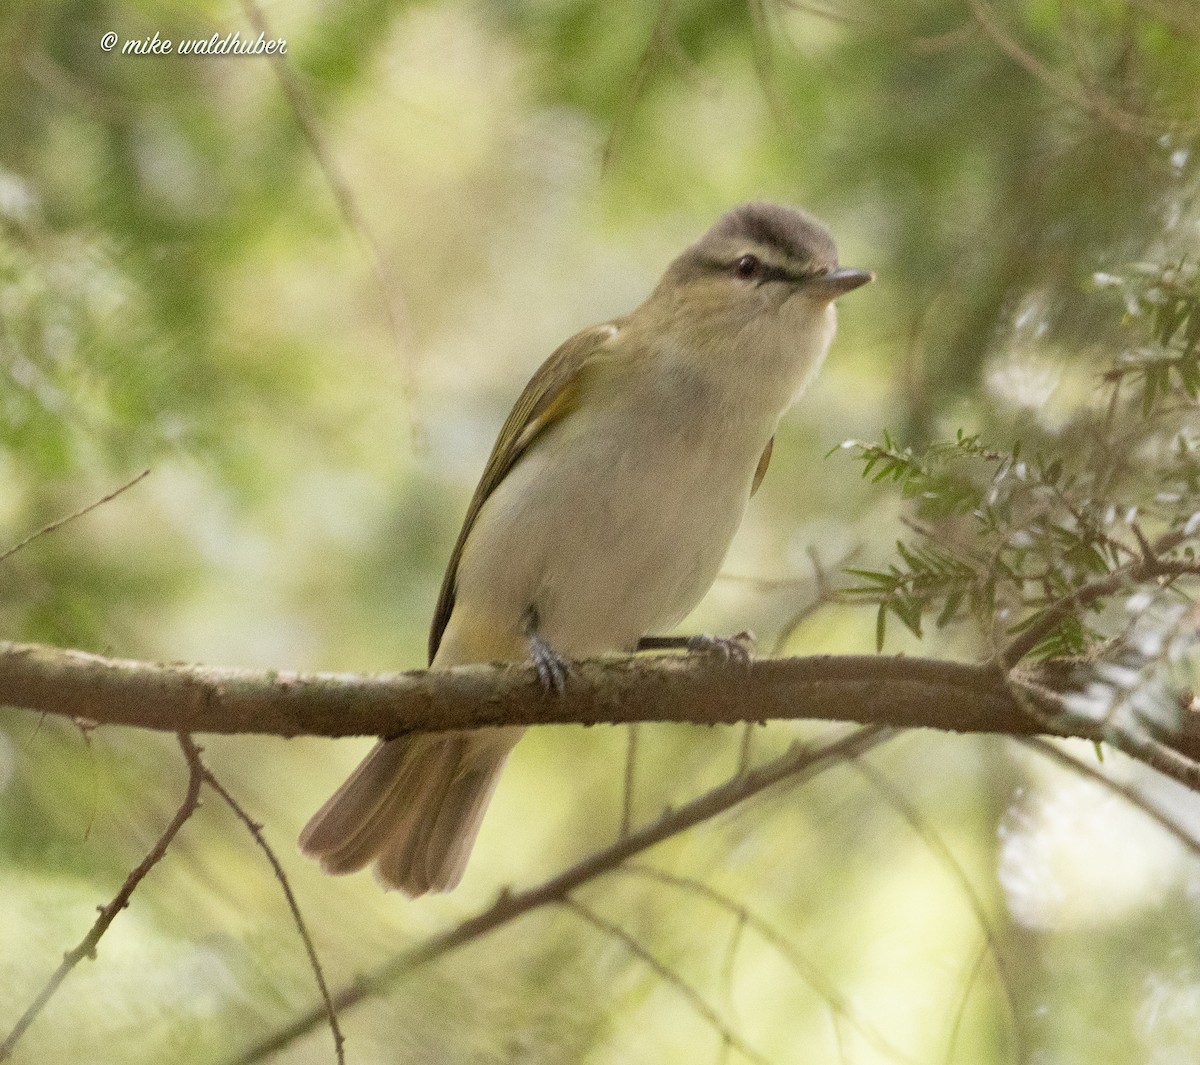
[446, 392, 771, 662]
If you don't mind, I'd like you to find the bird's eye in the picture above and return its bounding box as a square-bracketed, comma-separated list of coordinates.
[733, 254, 761, 280]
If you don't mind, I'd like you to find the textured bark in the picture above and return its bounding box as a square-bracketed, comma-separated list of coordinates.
[3, 639, 1194, 756]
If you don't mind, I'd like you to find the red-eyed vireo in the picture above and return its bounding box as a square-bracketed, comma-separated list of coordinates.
[300, 202, 872, 895]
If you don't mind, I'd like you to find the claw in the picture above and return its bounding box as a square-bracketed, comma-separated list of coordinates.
[530, 633, 571, 694]
[684, 630, 757, 664]
[524, 606, 572, 694]
[638, 630, 757, 664]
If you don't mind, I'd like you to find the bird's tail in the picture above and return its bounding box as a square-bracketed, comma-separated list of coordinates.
[299, 728, 520, 896]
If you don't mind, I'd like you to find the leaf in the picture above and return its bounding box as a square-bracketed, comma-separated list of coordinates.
[1178, 356, 1199, 399]
[1141, 366, 1162, 416]
[844, 567, 898, 589]
[1157, 300, 1185, 345]
[1185, 303, 1200, 356]
[936, 588, 964, 628]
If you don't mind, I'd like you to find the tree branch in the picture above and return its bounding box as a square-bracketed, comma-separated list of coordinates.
[564, 895, 773, 1065]
[200, 767, 344, 1065]
[622, 864, 919, 1065]
[237, 0, 421, 450]
[965, 0, 1177, 137]
[998, 529, 1190, 667]
[0, 468, 150, 566]
[1020, 738, 1200, 859]
[1, 639, 1171, 753]
[221, 727, 893, 1065]
[0, 733, 204, 1061]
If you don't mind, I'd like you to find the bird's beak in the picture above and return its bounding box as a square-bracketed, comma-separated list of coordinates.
[810, 267, 874, 299]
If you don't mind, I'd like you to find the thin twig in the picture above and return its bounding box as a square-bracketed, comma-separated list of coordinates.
[1127, 0, 1200, 38]
[73, 719, 100, 843]
[619, 723, 640, 838]
[908, 20, 977, 56]
[601, 0, 677, 172]
[0, 733, 203, 1062]
[238, 0, 421, 450]
[717, 905, 746, 1024]
[771, 545, 859, 656]
[624, 865, 919, 1065]
[563, 897, 773, 1065]
[776, 0, 861, 25]
[779, 0, 977, 56]
[1007, 673, 1200, 796]
[0, 468, 150, 566]
[847, 758, 1023, 1061]
[1091, 726, 1200, 795]
[1020, 737, 1200, 859]
[219, 726, 893, 1065]
[941, 939, 989, 1065]
[200, 767, 345, 1065]
[830, 1009, 849, 1065]
[747, 0, 792, 134]
[966, 0, 1175, 138]
[735, 722, 754, 775]
[999, 529, 1189, 666]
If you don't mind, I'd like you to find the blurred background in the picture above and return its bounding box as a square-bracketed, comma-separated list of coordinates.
[1, 0, 1199, 1062]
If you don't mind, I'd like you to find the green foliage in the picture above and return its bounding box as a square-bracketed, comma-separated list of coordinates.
[0, 1, 1199, 1063]
[1099, 259, 1200, 411]
[842, 263, 1200, 658]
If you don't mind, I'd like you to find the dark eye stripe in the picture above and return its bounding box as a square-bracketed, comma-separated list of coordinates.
[757, 263, 802, 285]
[696, 255, 820, 285]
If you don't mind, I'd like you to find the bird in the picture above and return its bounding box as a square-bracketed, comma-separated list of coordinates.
[299, 201, 872, 895]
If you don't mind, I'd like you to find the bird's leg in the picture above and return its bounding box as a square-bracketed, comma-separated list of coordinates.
[636, 630, 757, 664]
[523, 605, 572, 694]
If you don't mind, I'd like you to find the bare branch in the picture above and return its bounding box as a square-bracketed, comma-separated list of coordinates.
[623, 865, 919, 1065]
[238, 0, 421, 449]
[601, 0, 678, 172]
[941, 939, 990, 1065]
[1006, 673, 1200, 797]
[0, 468, 150, 566]
[564, 897, 773, 1065]
[965, 0, 1179, 137]
[847, 758, 1023, 1056]
[0, 640, 1122, 749]
[718, 902, 746, 1023]
[770, 544, 857, 655]
[0, 733, 203, 1061]
[1020, 737, 1200, 859]
[200, 767, 345, 1065]
[219, 727, 892, 1065]
[1127, 0, 1200, 38]
[736, 721, 754, 775]
[778, 0, 975, 56]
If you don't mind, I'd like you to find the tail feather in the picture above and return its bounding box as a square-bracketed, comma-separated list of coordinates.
[373, 736, 465, 888]
[300, 730, 519, 895]
[378, 746, 508, 893]
[298, 739, 409, 874]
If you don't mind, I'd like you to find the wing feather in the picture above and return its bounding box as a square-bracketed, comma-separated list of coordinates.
[750, 435, 774, 497]
[428, 323, 619, 663]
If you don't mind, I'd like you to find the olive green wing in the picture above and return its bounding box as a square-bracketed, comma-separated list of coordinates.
[428, 323, 619, 663]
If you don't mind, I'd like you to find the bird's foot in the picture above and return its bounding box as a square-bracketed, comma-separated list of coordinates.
[637, 630, 757, 664]
[524, 606, 572, 694]
[686, 630, 757, 664]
